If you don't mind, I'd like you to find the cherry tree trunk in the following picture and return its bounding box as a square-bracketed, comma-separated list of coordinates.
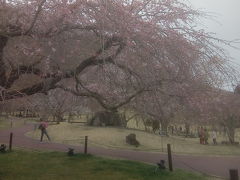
[89, 111, 126, 127]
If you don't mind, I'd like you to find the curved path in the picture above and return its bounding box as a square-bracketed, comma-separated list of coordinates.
[0, 123, 239, 179]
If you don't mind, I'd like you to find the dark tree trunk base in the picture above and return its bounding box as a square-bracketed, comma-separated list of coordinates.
[88, 111, 126, 127]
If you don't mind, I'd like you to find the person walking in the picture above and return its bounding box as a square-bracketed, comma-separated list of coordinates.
[39, 118, 51, 142]
[199, 127, 204, 144]
[212, 130, 217, 145]
[204, 128, 209, 145]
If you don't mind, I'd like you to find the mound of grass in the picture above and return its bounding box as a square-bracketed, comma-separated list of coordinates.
[0, 150, 211, 180]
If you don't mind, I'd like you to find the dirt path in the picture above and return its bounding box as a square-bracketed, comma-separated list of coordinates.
[0, 123, 239, 179]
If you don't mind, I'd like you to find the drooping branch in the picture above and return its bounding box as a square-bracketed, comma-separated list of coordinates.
[113, 89, 145, 110]
[125, 113, 139, 122]
[74, 36, 125, 74]
[3, 56, 43, 89]
[74, 75, 107, 103]
[0, 0, 46, 88]
[0, 58, 109, 101]
[47, 24, 98, 37]
[1, 0, 47, 37]
[56, 84, 113, 110]
[0, 34, 126, 101]
[57, 81, 145, 112]
[5, 65, 42, 88]
[24, 0, 47, 35]
[2, 83, 44, 100]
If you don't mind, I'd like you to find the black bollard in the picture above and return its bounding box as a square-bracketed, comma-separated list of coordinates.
[9, 132, 13, 151]
[230, 169, 239, 180]
[167, 144, 173, 171]
[84, 136, 88, 154]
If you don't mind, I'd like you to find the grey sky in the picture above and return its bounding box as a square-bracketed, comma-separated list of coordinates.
[185, 0, 240, 72]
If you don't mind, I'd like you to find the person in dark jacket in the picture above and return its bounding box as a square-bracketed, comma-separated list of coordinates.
[199, 127, 204, 144]
[204, 128, 209, 145]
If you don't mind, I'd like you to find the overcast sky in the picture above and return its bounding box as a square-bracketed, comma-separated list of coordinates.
[185, 0, 240, 72]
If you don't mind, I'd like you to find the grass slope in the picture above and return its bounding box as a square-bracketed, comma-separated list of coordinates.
[27, 122, 240, 156]
[0, 150, 211, 180]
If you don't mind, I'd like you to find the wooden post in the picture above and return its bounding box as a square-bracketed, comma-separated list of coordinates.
[9, 132, 13, 151]
[230, 169, 239, 180]
[167, 144, 173, 171]
[84, 136, 88, 154]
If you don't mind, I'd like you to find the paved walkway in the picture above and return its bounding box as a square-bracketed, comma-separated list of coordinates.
[0, 123, 239, 179]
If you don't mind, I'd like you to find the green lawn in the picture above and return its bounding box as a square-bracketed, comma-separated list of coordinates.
[27, 122, 240, 156]
[0, 116, 21, 130]
[0, 150, 213, 180]
[0, 117, 10, 130]
[0, 116, 35, 130]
